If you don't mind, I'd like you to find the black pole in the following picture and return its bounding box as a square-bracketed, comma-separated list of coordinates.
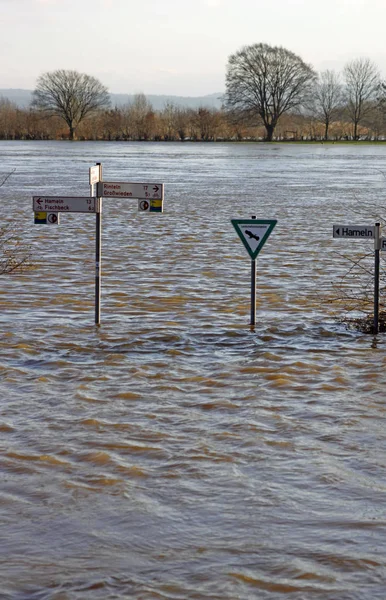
[95, 163, 102, 326]
[374, 222, 380, 335]
[251, 259, 256, 327]
[250, 215, 256, 327]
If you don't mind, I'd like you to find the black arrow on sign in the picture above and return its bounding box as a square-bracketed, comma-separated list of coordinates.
[153, 185, 159, 193]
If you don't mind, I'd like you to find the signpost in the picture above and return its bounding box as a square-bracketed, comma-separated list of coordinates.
[333, 225, 375, 238]
[333, 222, 381, 334]
[89, 165, 101, 186]
[232, 217, 277, 327]
[33, 196, 97, 213]
[32, 163, 165, 325]
[98, 181, 163, 200]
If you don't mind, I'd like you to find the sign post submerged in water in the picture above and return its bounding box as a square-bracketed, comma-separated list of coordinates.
[231, 217, 277, 328]
[32, 163, 165, 325]
[333, 222, 381, 334]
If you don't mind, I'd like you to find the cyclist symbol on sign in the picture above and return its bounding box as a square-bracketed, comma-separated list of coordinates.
[139, 200, 150, 211]
[48, 213, 58, 224]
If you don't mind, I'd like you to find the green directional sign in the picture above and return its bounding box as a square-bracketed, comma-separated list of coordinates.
[231, 219, 277, 260]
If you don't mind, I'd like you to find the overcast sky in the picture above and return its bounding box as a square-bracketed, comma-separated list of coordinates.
[1, 0, 386, 96]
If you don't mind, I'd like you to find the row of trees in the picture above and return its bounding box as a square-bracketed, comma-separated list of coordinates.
[225, 44, 384, 141]
[2, 91, 386, 142]
[1, 46, 386, 142]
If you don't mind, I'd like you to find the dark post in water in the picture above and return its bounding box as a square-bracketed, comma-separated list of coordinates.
[374, 222, 380, 335]
[250, 216, 256, 328]
[95, 163, 102, 325]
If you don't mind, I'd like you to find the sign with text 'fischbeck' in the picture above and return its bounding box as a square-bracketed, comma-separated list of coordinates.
[33, 196, 97, 213]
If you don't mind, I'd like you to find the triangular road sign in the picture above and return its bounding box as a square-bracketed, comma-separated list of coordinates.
[231, 219, 277, 259]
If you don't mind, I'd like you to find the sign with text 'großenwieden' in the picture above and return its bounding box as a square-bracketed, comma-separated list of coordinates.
[98, 182, 163, 200]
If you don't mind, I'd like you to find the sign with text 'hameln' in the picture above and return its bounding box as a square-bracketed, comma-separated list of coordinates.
[231, 219, 277, 260]
[333, 225, 375, 238]
[33, 196, 97, 213]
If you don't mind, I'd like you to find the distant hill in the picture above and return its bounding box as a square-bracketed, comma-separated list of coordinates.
[0, 89, 32, 107]
[0, 89, 224, 110]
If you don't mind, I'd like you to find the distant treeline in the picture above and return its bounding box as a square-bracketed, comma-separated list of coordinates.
[0, 92, 385, 142]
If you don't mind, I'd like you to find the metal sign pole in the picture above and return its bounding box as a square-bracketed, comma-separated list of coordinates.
[95, 163, 102, 325]
[251, 259, 256, 327]
[374, 222, 380, 335]
[250, 215, 257, 327]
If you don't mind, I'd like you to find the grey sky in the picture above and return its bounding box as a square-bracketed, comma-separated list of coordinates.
[1, 0, 386, 95]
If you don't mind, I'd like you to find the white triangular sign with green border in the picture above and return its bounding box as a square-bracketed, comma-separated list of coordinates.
[231, 219, 277, 259]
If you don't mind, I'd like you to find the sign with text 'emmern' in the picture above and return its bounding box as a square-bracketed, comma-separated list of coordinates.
[231, 219, 277, 260]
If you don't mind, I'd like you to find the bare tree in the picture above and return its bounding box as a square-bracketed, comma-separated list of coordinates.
[31, 70, 111, 140]
[0, 171, 31, 274]
[343, 58, 379, 140]
[128, 93, 155, 140]
[314, 70, 342, 140]
[225, 43, 316, 141]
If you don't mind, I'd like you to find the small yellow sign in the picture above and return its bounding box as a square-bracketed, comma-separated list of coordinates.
[34, 211, 47, 224]
[150, 199, 163, 213]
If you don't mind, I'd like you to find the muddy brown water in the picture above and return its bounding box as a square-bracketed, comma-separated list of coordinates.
[1, 141, 386, 599]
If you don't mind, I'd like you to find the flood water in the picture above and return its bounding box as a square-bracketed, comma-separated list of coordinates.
[1, 140, 386, 599]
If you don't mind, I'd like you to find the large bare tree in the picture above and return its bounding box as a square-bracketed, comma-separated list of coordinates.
[343, 58, 379, 140]
[314, 70, 342, 140]
[225, 43, 316, 141]
[32, 69, 111, 140]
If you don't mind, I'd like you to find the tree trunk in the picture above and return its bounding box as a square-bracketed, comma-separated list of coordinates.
[265, 123, 274, 142]
[324, 121, 329, 141]
[69, 125, 75, 140]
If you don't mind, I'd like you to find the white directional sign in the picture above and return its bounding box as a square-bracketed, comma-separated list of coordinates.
[380, 237, 386, 251]
[231, 219, 277, 260]
[33, 196, 97, 213]
[89, 165, 101, 185]
[333, 225, 375, 238]
[98, 182, 163, 200]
